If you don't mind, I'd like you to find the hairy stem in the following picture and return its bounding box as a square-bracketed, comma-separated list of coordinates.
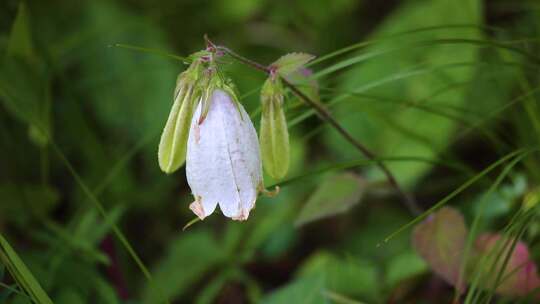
[217, 45, 421, 215]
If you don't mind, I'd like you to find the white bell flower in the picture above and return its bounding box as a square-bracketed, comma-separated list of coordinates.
[186, 88, 263, 221]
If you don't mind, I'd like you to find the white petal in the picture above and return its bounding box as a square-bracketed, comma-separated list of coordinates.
[186, 89, 262, 220]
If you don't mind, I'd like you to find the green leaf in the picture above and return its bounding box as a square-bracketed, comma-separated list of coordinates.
[2, 2, 52, 147]
[0, 234, 53, 304]
[385, 250, 427, 288]
[230, 193, 295, 262]
[412, 206, 467, 293]
[297, 251, 379, 301]
[295, 173, 365, 226]
[0, 183, 59, 226]
[324, 0, 482, 188]
[93, 277, 120, 304]
[142, 230, 225, 303]
[0, 58, 51, 146]
[261, 274, 326, 304]
[7, 2, 35, 60]
[77, 1, 177, 156]
[468, 173, 527, 221]
[286, 67, 320, 103]
[271, 53, 315, 76]
[56, 289, 85, 304]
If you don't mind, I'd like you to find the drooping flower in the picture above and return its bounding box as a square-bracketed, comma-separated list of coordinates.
[186, 86, 263, 221]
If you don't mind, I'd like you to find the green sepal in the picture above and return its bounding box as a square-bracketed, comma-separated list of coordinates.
[220, 80, 244, 120]
[197, 69, 222, 124]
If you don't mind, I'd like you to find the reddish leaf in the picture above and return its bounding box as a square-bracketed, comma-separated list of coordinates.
[412, 207, 467, 293]
[475, 233, 540, 297]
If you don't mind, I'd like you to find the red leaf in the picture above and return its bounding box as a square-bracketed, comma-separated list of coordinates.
[412, 207, 467, 293]
[475, 233, 540, 297]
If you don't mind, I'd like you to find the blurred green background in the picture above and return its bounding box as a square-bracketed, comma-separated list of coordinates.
[1, 0, 540, 303]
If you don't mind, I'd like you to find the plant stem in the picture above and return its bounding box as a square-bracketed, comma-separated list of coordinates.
[217, 45, 421, 215]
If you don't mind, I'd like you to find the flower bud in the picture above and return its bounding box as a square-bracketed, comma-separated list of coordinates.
[186, 87, 263, 221]
[259, 77, 289, 180]
[158, 61, 202, 174]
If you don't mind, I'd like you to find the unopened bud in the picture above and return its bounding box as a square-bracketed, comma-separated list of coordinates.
[158, 60, 203, 174]
[259, 77, 289, 180]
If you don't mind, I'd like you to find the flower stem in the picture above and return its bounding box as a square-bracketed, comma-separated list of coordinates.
[217, 44, 421, 215]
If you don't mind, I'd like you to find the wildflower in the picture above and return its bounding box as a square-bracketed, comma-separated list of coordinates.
[186, 85, 263, 221]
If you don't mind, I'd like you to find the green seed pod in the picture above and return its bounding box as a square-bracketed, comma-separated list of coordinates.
[158, 61, 202, 174]
[260, 77, 289, 180]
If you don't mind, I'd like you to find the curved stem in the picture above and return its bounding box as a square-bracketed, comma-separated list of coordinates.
[217, 45, 421, 215]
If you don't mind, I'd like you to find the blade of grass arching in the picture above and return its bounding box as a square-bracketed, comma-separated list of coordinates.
[240, 27, 504, 119]
[309, 24, 506, 66]
[466, 236, 511, 303]
[0, 282, 28, 299]
[298, 124, 479, 194]
[285, 81, 474, 118]
[380, 149, 528, 245]
[239, 34, 533, 123]
[318, 87, 478, 121]
[40, 82, 53, 186]
[111, 43, 187, 62]
[518, 77, 540, 138]
[450, 85, 540, 146]
[207, 28, 525, 121]
[515, 75, 540, 182]
[464, 192, 527, 303]
[271, 53, 533, 133]
[459, 151, 532, 303]
[34, 132, 158, 293]
[50, 15, 165, 61]
[321, 81, 483, 117]
[269, 155, 470, 190]
[313, 38, 540, 81]
[288, 60, 529, 130]
[311, 86, 508, 152]
[0, 234, 53, 304]
[297, 121, 480, 182]
[484, 213, 534, 304]
[31, 33, 170, 302]
[92, 130, 159, 196]
[468, 209, 534, 304]
[411, 38, 540, 65]
[44, 132, 158, 282]
[48, 141, 169, 304]
[38, 42, 172, 302]
[323, 60, 530, 100]
[466, 205, 534, 303]
[1, 69, 166, 302]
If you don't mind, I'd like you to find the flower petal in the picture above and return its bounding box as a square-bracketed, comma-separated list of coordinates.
[186, 89, 262, 220]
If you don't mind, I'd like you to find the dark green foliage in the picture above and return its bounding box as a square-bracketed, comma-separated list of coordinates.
[1, 0, 540, 303]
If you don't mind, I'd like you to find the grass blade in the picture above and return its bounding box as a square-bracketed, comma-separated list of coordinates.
[0, 234, 53, 304]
